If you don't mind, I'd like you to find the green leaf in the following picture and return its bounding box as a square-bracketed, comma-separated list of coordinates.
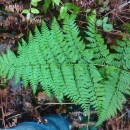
[43, 0, 51, 13]
[53, 0, 60, 5]
[58, 3, 80, 19]
[22, 9, 30, 14]
[31, 8, 40, 14]
[103, 17, 108, 23]
[99, 7, 105, 13]
[31, 0, 41, 6]
[64, 3, 80, 14]
[103, 23, 113, 32]
[58, 6, 68, 19]
[31, 2, 38, 6]
[96, 19, 103, 26]
[32, 0, 41, 2]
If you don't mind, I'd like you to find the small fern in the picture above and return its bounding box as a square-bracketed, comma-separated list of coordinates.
[0, 10, 130, 126]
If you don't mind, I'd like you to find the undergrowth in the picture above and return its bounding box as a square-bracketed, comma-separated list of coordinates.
[0, 10, 130, 126]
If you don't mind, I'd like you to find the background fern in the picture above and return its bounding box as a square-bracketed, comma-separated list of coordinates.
[0, 11, 130, 126]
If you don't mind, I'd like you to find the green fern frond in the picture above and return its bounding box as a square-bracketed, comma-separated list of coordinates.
[63, 15, 88, 63]
[50, 18, 70, 63]
[17, 39, 27, 55]
[86, 10, 113, 65]
[1, 11, 130, 126]
[84, 64, 104, 114]
[0, 15, 96, 108]
[0, 51, 16, 80]
[111, 37, 130, 70]
[96, 67, 130, 126]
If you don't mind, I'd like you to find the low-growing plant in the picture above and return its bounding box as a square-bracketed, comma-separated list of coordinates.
[0, 10, 130, 126]
[96, 17, 113, 32]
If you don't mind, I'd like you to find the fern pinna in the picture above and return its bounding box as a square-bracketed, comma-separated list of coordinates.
[0, 10, 130, 126]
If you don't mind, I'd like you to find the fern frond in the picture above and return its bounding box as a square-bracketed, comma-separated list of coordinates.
[1, 11, 130, 126]
[96, 67, 130, 125]
[50, 18, 70, 63]
[0, 51, 16, 80]
[17, 39, 27, 55]
[0, 13, 104, 122]
[63, 15, 89, 63]
[61, 64, 90, 112]
[40, 20, 61, 64]
[85, 10, 113, 65]
[111, 37, 130, 70]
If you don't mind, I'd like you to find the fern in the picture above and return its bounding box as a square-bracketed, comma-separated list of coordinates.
[0, 11, 130, 126]
[111, 37, 130, 70]
[94, 36, 130, 125]
[85, 10, 113, 65]
[63, 14, 92, 63]
[96, 67, 130, 125]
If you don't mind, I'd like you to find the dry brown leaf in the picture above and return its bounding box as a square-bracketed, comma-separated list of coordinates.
[36, 91, 49, 102]
[56, 106, 67, 114]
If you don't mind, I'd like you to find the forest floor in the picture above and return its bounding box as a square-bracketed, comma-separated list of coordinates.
[0, 0, 130, 129]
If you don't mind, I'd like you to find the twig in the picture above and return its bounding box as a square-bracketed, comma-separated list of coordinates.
[119, 1, 130, 10]
[6, 114, 21, 121]
[116, 112, 128, 121]
[111, 12, 126, 25]
[44, 102, 75, 105]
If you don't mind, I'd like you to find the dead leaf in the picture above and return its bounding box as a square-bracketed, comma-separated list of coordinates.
[56, 106, 67, 113]
[36, 91, 49, 102]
